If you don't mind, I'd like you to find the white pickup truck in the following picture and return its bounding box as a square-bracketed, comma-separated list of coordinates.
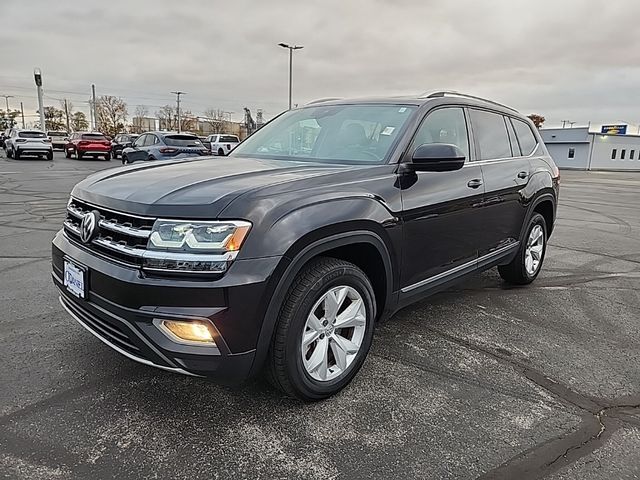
[204, 134, 240, 156]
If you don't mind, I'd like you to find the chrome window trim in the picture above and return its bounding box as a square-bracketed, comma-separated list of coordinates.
[401, 242, 519, 293]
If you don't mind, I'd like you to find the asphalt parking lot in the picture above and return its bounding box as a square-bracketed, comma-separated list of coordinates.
[0, 150, 639, 480]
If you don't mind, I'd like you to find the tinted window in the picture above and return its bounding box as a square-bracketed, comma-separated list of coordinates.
[19, 131, 47, 138]
[219, 135, 239, 143]
[469, 109, 511, 160]
[233, 104, 417, 164]
[505, 118, 521, 156]
[512, 119, 538, 156]
[81, 133, 106, 141]
[144, 135, 158, 146]
[163, 135, 202, 147]
[412, 107, 469, 159]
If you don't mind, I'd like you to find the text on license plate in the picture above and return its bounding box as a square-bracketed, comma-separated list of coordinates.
[64, 260, 85, 298]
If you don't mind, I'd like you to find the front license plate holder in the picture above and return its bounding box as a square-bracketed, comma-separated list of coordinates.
[63, 259, 87, 299]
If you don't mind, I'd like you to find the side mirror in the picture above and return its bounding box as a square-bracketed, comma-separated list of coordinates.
[410, 143, 466, 172]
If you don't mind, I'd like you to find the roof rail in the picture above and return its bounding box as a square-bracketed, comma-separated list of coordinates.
[305, 97, 342, 106]
[421, 91, 518, 113]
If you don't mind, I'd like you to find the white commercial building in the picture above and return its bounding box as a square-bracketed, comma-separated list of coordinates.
[541, 125, 640, 171]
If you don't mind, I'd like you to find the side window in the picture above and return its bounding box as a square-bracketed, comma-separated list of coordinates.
[469, 109, 511, 160]
[145, 135, 157, 146]
[133, 134, 146, 147]
[512, 119, 538, 156]
[505, 117, 521, 156]
[411, 107, 469, 160]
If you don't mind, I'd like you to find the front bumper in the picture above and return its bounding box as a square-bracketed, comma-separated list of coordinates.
[52, 230, 283, 382]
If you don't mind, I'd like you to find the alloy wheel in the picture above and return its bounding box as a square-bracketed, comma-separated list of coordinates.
[525, 224, 544, 276]
[301, 285, 367, 382]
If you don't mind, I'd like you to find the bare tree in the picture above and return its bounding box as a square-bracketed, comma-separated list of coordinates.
[527, 114, 545, 129]
[156, 104, 195, 132]
[131, 105, 149, 133]
[71, 112, 89, 131]
[203, 108, 229, 134]
[95, 95, 128, 135]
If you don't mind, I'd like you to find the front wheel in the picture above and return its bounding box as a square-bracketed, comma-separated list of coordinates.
[217, 148, 224, 156]
[266, 257, 376, 401]
[498, 213, 547, 285]
[122, 155, 128, 165]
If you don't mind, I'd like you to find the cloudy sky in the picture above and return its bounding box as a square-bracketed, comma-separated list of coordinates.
[1, 0, 638, 128]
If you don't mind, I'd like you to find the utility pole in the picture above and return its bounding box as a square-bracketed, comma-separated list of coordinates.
[91, 84, 97, 131]
[1, 95, 13, 112]
[64, 99, 70, 133]
[34, 68, 46, 132]
[170, 91, 185, 132]
[278, 43, 304, 110]
[20, 102, 25, 128]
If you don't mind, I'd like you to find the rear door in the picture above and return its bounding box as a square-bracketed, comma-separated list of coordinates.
[468, 109, 532, 257]
[399, 106, 485, 299]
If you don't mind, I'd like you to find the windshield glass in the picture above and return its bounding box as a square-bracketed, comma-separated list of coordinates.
[232, 104, 416, 164]
[81, 133, 106, 140]
[19, 131, 47, 138]
[164, 135, 203, 147]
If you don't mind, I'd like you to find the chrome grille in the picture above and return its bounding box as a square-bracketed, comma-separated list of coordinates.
[64, 198, 155, 266]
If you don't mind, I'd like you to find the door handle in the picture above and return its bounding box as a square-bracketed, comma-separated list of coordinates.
[517, 171, 529, 179]
[467, 179, 483, 189]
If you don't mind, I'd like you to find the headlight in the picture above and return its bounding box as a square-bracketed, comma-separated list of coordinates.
[144, 220, 251, 274]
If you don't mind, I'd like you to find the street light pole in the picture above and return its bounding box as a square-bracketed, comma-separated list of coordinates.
[171, 91, 185, 132]
[34, 68, 46, 132]
[1, 95, 13, 112]
[278, 43, 303, 110]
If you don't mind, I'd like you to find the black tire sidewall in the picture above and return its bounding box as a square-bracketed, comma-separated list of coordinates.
[519, 213, 547, 282]
[284, 265, 376, 399]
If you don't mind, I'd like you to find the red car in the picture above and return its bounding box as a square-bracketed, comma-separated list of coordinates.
[65, 132, 112, 160]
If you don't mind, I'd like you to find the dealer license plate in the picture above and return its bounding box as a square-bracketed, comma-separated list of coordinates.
[64, 260, 86, 298]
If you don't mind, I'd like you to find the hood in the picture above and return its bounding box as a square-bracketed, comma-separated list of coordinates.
[71, 156, 352, 218]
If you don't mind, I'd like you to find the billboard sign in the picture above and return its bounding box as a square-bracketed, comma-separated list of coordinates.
[601, 125, 627, 135]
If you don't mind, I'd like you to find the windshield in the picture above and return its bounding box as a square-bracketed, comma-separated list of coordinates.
[19, 131, 47, 138]
[81, 133, 106, 140]
[232, 104, 416, 164]
[164, 135, 203, 147]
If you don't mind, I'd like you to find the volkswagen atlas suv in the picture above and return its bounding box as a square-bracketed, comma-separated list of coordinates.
[52, 91, 559, 401]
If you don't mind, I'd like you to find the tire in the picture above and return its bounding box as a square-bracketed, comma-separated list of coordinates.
[148, 155, 156, 161]
[498, 213, 547, 285]
[266, 257, 376, 401]
[14, 148, 20, 160]
[112, 149, 118, 159]
[65, 149, 72, 159]
[76, 151, 83, 160]
[46, 150, 53, 160]
[217, 148, 224, 156]
[104, 153, 111, 161]
[7, 147, 13, 158]
[122, 155, 128, 165]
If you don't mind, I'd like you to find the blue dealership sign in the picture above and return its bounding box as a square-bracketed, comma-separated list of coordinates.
[601, 125, 627, 135]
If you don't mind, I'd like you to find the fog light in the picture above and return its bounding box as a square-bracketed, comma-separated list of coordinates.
[154, 319, 216, 346]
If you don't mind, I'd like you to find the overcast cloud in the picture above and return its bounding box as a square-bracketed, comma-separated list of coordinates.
[1, 0, 639, 127]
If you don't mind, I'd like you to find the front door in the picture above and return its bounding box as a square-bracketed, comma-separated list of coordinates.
[399, 106, 485, 300]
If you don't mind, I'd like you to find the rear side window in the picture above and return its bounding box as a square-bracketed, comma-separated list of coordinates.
[512, 119, 538, 156]
[219, 135, 239, 143]
[164, 135, 203, 147]
[19, 131, 47, 138]
[505, 118, 521, 156]
[81, 133, 106, 141]
[469, 109, 511, 160]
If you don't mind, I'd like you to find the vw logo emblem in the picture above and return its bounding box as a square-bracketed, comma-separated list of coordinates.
[80, 210, 100, 244]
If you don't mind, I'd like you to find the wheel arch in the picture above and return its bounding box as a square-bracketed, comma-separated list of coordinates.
[248, 229, 395, 378]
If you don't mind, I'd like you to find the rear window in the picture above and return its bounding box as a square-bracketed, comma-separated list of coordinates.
[19, 131, 47, 139]
[219, 135, 239, 143]
[469, 109, 512, 160]
[163, 135, 203, 147]
[48, 131, 68, 137]
[512, 119, 538, 156]
[81, 133, 107, 140]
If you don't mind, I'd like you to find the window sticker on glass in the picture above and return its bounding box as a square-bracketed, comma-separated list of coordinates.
[398, 107, 407, 113]
[380, 126, 395, 136]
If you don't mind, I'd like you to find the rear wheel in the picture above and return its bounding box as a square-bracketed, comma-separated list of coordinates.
[498, 213, 547, 285]
[46, 150, 53, 160]
[266, 257, 376, 401]
[7, 147, 13, 158]
[217, 148, 224, 156]
[148, 155, 156, 161]
[65, 149, 72, 159]
[76, 151, 83, 160]
[14, 148, 20, 160]
[104, 153, 111, 161]
[122, 154, 128, 165]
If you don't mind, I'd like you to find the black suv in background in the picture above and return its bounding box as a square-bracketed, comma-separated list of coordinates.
[110, 134, 139, 159]
[52, 92, 559, 401]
